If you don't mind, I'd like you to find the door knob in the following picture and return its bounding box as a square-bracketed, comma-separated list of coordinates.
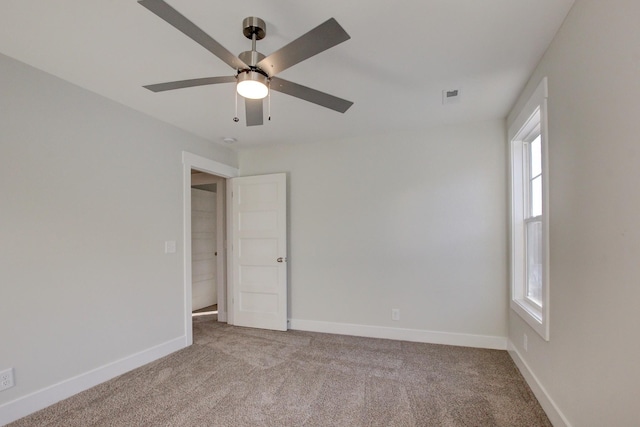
[277, 257, 287, 263]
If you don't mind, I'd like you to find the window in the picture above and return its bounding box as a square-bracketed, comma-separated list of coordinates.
[509, 78, 549, 340]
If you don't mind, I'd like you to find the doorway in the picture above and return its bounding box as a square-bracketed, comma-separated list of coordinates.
[182, 152, 238, 346]
[181, 152, 288, 344]
[190, 171, 222, 316]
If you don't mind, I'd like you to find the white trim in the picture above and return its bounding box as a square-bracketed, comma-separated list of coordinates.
[214, 176, 227, 322]
[182, 152, 238, 344]
[0, 337, 184, 426]
[225, 178, 235, 325]
[289, 319, 507, 350]
[508, 341, 572, 427]
[182, 152, 238, 179]
[509, 77, 548, 140]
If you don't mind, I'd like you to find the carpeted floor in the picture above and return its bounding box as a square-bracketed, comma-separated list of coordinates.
[10, 316, 551, 426]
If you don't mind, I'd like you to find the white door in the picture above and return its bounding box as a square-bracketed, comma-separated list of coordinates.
[231, 173, 287, 331]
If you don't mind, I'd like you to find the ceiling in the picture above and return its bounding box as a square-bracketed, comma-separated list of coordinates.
[0, 0, 574, 149]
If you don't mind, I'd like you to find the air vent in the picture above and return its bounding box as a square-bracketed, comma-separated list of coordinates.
[442, 89, 461, 105]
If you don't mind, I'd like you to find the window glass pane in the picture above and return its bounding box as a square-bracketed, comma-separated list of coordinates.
[531, 176, 542, 217]
[526, 220, 542, 306]
[530, 135, 542, 178]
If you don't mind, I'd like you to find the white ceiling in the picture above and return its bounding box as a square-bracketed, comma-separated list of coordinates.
[0, 0, 574, 149]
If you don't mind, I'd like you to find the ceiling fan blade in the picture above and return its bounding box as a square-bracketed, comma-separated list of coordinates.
[270, 77, 353, 113]
[245, 98, 264, 126]
[138, 0, 247, 70]
[143, 76, 236, 92]
[256, 18, 350, 76]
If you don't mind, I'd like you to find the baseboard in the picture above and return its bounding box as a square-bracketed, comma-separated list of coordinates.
[0, 336, 186, 426]
[289, 318, 507, 350]
[507, 341, 572, 427]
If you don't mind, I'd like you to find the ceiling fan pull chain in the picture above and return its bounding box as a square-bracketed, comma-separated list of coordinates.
[233, 87, 239, 123]
[268, 83, 271, 121]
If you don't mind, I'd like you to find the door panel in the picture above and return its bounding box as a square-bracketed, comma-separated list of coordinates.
[239, 211, 279, 231]
[231, 173, 287, 331]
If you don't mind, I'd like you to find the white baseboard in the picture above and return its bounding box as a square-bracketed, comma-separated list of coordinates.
[507, 340, 572, 427]
[289, 318, 507, 350]
[0, 336, 186, 426]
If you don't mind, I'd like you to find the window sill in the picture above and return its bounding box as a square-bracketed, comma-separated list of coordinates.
[511, 299, 549, 341]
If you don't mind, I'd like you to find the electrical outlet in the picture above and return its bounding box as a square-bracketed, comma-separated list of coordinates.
[0, 368, 14, 391]
[391, 308, 400, 321]
[523, 334, 528, 352]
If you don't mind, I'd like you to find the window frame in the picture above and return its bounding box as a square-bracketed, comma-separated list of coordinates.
[524, 129, 543, 309]
[508, 77, 550, 341]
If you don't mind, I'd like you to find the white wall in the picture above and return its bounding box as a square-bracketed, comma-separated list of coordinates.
[0, 53, 236, 421]
[507, 1, 640, 426]
[239, 120, 508, 346]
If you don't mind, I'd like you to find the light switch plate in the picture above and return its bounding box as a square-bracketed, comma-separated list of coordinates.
[165, 240, 176, 254]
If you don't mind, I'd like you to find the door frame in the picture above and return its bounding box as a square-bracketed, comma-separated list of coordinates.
[182, 152, 238, 346]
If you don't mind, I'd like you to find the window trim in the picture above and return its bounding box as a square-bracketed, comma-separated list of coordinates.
[508, 77, 550, 341]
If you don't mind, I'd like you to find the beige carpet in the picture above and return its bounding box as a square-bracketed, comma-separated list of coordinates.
[10, 316, 551, 426]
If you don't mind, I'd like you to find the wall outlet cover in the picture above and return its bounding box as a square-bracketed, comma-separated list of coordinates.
[0, 368, 15, 391]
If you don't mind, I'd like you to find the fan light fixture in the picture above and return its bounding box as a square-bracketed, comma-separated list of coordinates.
[237, 71, 268, 99]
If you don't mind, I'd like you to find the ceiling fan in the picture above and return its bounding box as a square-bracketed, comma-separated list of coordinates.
[138, 0, 354, 126]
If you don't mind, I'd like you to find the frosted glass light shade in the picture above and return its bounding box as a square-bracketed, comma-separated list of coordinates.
[237, 71, 268, 99]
